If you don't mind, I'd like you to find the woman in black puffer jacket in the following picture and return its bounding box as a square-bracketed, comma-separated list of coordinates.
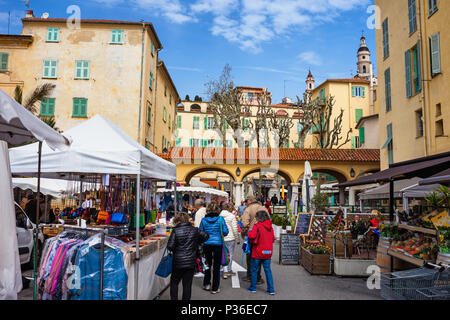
[167, 213, 209, 300]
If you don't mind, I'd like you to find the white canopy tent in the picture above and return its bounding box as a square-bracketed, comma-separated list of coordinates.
[9, 114, 176, 300]
[12, 178, 70, 198]
[157, 186, 229, 198]
[0, 89, 70, 300]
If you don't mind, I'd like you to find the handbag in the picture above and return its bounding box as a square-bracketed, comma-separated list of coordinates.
[155, 246, 173, 278]
[96, 211, 109, 224]
[111, 212, 127, 224]
[220, 219, 230, 266]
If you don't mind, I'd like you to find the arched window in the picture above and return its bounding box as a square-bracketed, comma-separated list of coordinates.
[309, 83, 312, 89]
[191, 104, 201, 112]
[363, 66, 367, 73]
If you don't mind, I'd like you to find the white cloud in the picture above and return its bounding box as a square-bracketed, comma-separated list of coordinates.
[90, 0, 370, 52]
[298, 51, 323, 66]
[168, 66, 203, 72]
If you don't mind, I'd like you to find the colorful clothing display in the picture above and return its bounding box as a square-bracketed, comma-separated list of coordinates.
[37, 231, 128, 300]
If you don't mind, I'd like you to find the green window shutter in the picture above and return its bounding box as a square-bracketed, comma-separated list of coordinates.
[111, 30, 123, 44]
[168, 114, 171, 128]
[430, 33, 441, 76]
[352, 86, 356, 97]
[351, 136, 355, 149]
[204, 117, 207, 129]
[43, 60, 50, 78]
[83, 61, 90, 79]
[415, 41, 422, 93]
[383, 19, 389, 58]
[362, 87, 366, 97]
[408, 0, 417, 34]
[147, 106, 151, 124]
[177, 115, 181, 128]
[48, 98, 55, 116]
[73, 98, 79, 117]
[40, 99, 47, 116]
[189, 139, 193, 147]
[47, 28, 59, 42]
[76, 61, 82, 78]
[385, 68, 391, 111]
[0, 53, 8, 71]
[359, 127, 365, 144]
[151, 41, 154, 55]
[80, 99, 87, 117]
[50, 60, 57, 78]
[355, 109, 363, 124]
[405, 50, 412, 97]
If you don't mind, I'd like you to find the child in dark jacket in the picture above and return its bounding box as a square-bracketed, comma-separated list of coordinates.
[247, 210, 275, 295]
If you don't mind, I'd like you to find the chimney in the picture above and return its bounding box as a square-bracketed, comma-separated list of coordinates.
[25, 10, 34, 18]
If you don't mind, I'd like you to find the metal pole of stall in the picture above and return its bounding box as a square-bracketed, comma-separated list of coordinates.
[306, 179, 310, 212]
[33, 141, 42, 300]
[134, 174, 141, 300]
[174, 181, 177, 217]
[99, 231, 105, 300]
[389, 178, 394, 273]
[78, 178, 83, 226]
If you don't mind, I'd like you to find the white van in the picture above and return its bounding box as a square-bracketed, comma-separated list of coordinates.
[15, 202, 44, 266]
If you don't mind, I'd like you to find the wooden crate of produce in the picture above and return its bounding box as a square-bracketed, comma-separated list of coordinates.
[301, 247, 331, 275]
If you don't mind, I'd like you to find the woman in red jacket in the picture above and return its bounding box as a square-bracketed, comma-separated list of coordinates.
[247, 210, 275, 295]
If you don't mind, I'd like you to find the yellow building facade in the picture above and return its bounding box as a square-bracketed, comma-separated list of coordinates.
[0, 13, 179, 153]
[375, 0, 450, 170]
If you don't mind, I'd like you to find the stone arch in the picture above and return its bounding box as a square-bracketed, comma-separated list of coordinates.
[191, 104, 201, 112]
[240, 167, 293, 185]
[297, 167, 348, 184]
[184, 166, 236, 185]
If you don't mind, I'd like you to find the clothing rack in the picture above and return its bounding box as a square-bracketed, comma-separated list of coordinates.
[62, 225, 106, 300]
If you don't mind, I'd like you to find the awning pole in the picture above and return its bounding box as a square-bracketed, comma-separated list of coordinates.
[389, 178, 394, 222]
[174, 181, 177, 217]
[33, 141, 42, 300]
[134, 174, 141, 300]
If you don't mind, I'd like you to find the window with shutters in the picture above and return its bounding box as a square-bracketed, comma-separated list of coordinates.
[46, 28, 59, 42]
[0, 52, 9, 71]
[149, 71, 153, 90]
[387, 124, 394, 165]
[193, 116, 200, 129]
[147, 106, 151, 125]
[382, 18, 389, 59]
[405, 43, 422, 97]
[151, 41, 154, 56]
[40, 98, 55, 116]
[43, 60, 58, 79]
[110, 30, 123, 44]
[170, 94, 172, 105]
[430, 33, 441, 77]
[352, 86, 366, 98]
[207, 117, 214, 129]
[385, 68, 392, 111]
[163, 107, 167, 122]
[355, 109, 363, 124]
[408, 0, 417, 35]
[176, 138, 181, 146]
[164, 85, 167, 96]
[168, 114, 171, 129]
[359, 127, 365, 145]
[75, 60, 90, 79]
[177, 115, 182, 128]
[429, 0, 438, 16]
[72, 98, 87, 118]
[193, 139, 200, 147]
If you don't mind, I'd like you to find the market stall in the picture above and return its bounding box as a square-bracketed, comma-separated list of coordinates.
[0, 88, 70, 300]
[157, 186, 229, 209]
[9, 115, 176, 300]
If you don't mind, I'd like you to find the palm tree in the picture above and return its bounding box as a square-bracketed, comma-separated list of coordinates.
[14, 84, 60, 131]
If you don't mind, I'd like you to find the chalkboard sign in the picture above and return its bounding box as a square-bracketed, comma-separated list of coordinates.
[294, 213, 314, 236]
[279, 233, 300, 265]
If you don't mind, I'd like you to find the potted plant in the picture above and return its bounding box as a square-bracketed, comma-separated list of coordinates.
[301, 243, 332, 275]
[311, 192, 329, 213]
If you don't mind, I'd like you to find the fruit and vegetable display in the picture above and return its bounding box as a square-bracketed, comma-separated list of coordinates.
[390, 235, 438, 260]
[397, 210, 435, 229]
[438, 226, 450, 254]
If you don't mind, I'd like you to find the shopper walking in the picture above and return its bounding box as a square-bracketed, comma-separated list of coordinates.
[168, 213, 209, 300]
[238, 201, 246, 217]
[220, 203, 240, 279]
[247, 210, 275, 295]
[193, 198, 207, 228]
[199, 203, 229, 294]
[241, 196, 268, 284]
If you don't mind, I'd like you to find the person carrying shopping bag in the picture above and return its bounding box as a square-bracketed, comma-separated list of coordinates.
[247, 210, 275, 295]
[167, 213, 209, 300]
[199, 202, 229, 294]
[220, 203, 240, 279]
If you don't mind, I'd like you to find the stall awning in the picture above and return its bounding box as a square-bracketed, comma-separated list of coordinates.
[359, 178, 420, 200]
[419, 168, 450, 186]
[401, 183, 441, 198]
[338, 151, 450, 188]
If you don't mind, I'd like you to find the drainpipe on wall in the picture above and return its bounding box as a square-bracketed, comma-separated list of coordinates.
[418, 0, 429, 156]
[137, 22, 146, 145]
[153, 50, 162, 153]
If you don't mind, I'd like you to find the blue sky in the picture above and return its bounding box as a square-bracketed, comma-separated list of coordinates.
[1, 0, 376, 103]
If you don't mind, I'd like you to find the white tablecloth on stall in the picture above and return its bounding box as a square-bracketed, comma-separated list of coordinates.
[125, 245, 170, 300]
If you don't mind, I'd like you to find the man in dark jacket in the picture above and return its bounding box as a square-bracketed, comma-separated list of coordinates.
[167, 213, 209, 300]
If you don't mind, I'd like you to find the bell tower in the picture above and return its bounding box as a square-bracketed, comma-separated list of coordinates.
[305, 70, 315, 93]
[356, 34, 371, 80]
